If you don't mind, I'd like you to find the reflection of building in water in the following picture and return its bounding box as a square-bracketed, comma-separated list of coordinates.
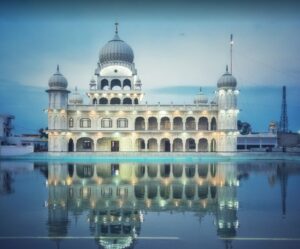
[40, 162, 239, 248]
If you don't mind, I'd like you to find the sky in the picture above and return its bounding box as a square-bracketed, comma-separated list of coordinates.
[0, 0, 299, 133]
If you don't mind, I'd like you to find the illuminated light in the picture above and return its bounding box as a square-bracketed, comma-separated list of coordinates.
[90, 200, 96, 208]
[159, 110, 167, 115]
[105, 110, 110, 115]
[188, 110, 193, 115]
[103, 93, 107, 97]
[118, 93, 122, 97]
[66, 177, 72, 186]
[60, 109, 66, 114]
[132, 110, 137, 114]
[96, 178, 102, 185]
[90, 110, 96, 115]
[113, 132, 120, 137]
[201, 199, 207, 208]
[147, 110, 152, 115]
[146, 200, 151, 208]
[76, 110, 81, 115]
[197, 179, 204, 185]
[163, 132, 170, 137]
[126, 93, 130, 97]
[162, 178, 171, 186]
[54, 180, 57, 186]
[159, 200, 167, 207]
[131, 179, 137, 185]
[174, 201, 179, 207]
[95, 93, 99, 97]
[202, 110, 208, 115]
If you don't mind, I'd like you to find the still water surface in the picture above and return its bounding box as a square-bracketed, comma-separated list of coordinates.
[1, 160, 300, 249]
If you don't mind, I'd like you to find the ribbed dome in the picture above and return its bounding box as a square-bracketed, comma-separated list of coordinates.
[69, 87, 83, 105]
[48, 65, 68, 89]
[194, 88, 208, 104]
[99, 33, 134, 65]
[217, 66, 237, 88]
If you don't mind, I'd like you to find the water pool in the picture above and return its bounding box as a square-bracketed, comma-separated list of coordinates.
[1, 159, 300, 249]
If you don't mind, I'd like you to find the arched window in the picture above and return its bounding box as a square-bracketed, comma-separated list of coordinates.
[186, 117, 196, 130]
[123, 98, 132, 104]
[148, 117, 158, 130]
[69, 118, 74, 128]
[117, 118, 128, 128]
[110, 98, 121, 104]
[111, 79, 122, 90]
[198, 117, 209, 130]
[134, 98, 139, 104]
[101, 118, 112, 128]
[211, 117, 217, 130]
[92, 98, 97, 105]
[99, 98, 108, 104]
[100, 79, 109, 90]
[160, 117, 171, 130]
[135, 117, 145, 130]
[123, 79, 131, 89]
[210, 139, 217, 152]
[173, 117, 183, 130]
[80, 118, 91, 128]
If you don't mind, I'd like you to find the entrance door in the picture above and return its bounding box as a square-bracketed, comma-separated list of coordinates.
[68, 139, 74, 152]
[165, 140, 171, 152]
[111, 141, 119, 152]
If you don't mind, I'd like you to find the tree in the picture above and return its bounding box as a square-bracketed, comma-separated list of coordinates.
[237, 120, 252, 135]
[38, 127, 48, 139]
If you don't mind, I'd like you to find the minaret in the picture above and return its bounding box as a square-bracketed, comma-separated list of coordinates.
[46, 65, 70, 152]
[216, 65, 239, 152]
[46, 65, 70, 110]
[279, 86, 288, 133]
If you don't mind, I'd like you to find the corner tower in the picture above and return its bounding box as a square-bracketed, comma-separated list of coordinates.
[46, 65, 70, 151]
[216, 66, 239, 151]
[90, 23, 143, 106]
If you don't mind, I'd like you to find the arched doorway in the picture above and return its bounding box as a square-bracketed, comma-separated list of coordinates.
[160, 138, 171, 152]
[135, 138, 146, 151]
[76, 137, 94, 152]
[198, 138, 208, 152]
[173, 138, 183, 152]
[147, 138, 158, 152]
[185, 138, 196, 152]
[68, 138, 74, 152]
[210, 139, 217, 152]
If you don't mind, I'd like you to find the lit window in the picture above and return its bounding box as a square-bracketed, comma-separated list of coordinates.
[80, 118, 91, 128]
[69, 118, 74, 128]
[117, 118, 128, 128]
[101, 118, 112, 128]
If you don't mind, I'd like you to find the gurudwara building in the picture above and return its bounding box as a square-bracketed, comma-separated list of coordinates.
[46, 24, 239, 152]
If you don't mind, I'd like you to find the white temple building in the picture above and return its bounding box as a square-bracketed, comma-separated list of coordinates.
[46, 24, 239, 152]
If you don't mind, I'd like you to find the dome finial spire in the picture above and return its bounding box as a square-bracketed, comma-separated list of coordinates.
[226, 65, 229, 73]
[56, 64, 60, 73]
[114, 22, 119, 34]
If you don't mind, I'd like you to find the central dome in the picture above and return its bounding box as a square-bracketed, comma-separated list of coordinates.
[99, 32, 134, 65]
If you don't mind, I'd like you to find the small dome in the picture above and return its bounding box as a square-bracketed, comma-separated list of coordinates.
[194, 88, 208, 104]
[99, 25, 134, 65]
[48, 65, 68, 89]
[89, 77, 96, 86]
[217, 66, 237, 88]
[69, 87, 83, 105]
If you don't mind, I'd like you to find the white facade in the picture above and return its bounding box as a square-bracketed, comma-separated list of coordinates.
[46, 25, 239, 153]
